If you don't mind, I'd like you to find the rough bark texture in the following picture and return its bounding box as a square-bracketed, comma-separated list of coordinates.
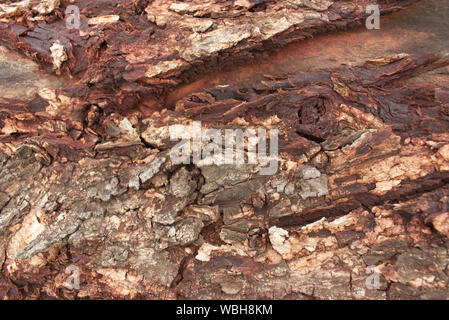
[0, 0, 419, 108]
[1, 0, 449, 300]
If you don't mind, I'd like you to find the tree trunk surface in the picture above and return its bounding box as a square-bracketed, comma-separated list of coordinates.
[0, 0, 448, 300]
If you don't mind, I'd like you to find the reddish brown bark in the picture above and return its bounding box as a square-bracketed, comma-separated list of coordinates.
[0, 0, 448, 300]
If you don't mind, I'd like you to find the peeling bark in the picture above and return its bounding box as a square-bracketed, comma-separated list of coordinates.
[0, 0, 449, 300]
[0, 0, 420, 108]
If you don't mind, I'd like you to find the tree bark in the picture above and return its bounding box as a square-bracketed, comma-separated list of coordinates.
[1, 0, 448, 300]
